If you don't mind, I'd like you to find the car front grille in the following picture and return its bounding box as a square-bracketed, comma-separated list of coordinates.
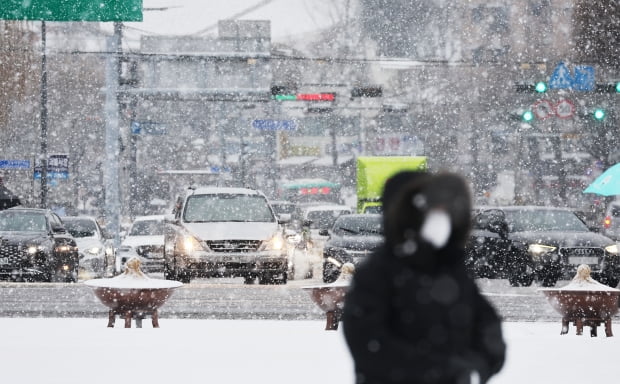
[0, 244, 26, 268]
[135, 245, 164, 258]
[206, 240, 261, 253]
[560, 247, 604, 267]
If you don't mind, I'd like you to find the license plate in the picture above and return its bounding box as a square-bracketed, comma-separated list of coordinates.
[0, 257, 8, 265]
[568, 256, 598, 265]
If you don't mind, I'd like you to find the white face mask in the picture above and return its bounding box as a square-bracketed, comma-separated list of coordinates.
[420, 209, 452, 249]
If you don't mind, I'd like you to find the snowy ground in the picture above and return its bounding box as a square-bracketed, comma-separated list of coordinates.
[0, 318, 617, 384]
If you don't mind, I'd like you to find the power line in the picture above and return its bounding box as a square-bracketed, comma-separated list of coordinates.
[51, 48, 472, 67]
[193, 0, 276, 36]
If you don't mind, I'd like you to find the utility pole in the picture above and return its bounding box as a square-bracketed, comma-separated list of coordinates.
[103, 22, 122, 246]
[39, 21, 48, 208]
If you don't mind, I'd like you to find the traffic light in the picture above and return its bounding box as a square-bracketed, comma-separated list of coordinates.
[594, 82, 620, 93]
[271, 85, 335, 101]
[351, 86, 382, 98]
[593, 108, 606, 121]
[534, 81, 547, 93]
[522, 110, 534, 122]
[514, 82, 548, 93]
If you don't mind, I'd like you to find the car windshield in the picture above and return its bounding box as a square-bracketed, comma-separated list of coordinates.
[332, 215, 383, 236]
[364, 206, 383, 214]
[129, 219, 165, 236]
[0, 211, 47, 232]
[306, 209, 350, 229]
[183, 194, 275, 223]
[63, 219, 97, 238]
[271, 203, 295, 215]
[505, 209, 589, 232]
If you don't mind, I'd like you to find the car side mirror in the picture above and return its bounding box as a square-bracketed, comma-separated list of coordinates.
[486, 218, 509, 238]
[164, 214, 177, 224]
[52, 226, 66, 234]
[278, 213, 291, 224]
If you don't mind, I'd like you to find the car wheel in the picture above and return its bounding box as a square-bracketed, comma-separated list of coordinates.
[322, 262, 340, 283]
[601, 275, 619, 288]
[275, 271, 288, 285]
[178, 270, 191, 284]
[243, 275, 256, 284]
[66, 269, 78, 283]
[163, 262, 177, 281]
[258, 273, 271, 285]
[508, 274, 521, 287]
[520, 273, 534, 286]
[480, 265, 498, 279]
[508, 272, 534, 287]
[540, 274, 557, 287]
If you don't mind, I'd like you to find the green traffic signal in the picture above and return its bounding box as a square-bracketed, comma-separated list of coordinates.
[616, 82, 620, 93]
[593, 108, 606, 121]
[535, 81, 547, 93]
[522, 110, 534, 122]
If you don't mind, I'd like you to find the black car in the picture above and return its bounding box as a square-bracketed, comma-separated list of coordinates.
[0, 207, 79, 282]
[466, 206, 620, 287]
[321, 214, 383, 283]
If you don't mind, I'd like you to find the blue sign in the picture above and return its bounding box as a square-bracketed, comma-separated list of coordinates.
[0, 160, 30, 169]
[131, 121, 167, 135]
[34, 154, 69, 179]
[252, 119, 296, 131]
[549, 62, 595, 91]
[573, 65, 595, 91]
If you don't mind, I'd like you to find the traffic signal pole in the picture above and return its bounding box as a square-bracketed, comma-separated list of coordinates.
[103, 23, 122, 247]
[39, 21, 48, 208]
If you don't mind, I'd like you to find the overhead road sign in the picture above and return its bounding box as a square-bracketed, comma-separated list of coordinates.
[34, 154, 68, 179]
[252, 119, 297, 131]
[548, 62, 595, 91]
[0, 0, 142, 22]
[131, 121, 167, 135]
[0, 160, 30, 170]
[532, 100, 554, 120]
[555, 99, 575, 119]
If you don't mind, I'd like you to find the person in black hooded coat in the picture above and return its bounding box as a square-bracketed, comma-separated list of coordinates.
[342, 171, 505, 384]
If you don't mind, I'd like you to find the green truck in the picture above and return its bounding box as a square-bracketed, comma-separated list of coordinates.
[356, 156, 428, 213]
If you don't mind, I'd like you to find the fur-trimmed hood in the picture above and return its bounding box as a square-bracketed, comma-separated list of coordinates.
[384, 172, 472, 271]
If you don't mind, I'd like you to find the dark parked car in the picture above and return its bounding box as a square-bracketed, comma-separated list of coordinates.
[321, 214, 383, 283]
[0, 207, 79, 282]
[466, 206, 620, 287]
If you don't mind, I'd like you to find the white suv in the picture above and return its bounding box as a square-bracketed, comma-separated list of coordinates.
[163, 186, 288, 284]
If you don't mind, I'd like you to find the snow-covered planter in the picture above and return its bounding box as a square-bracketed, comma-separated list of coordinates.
[540, 264, 620, 337]
[84, 257, 182, 328]
[303, 263, 354, 330]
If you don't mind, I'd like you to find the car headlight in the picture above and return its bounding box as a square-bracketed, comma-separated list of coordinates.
[528, 244, 557, 260]
[27, 245, 45, 254]
[259, 234, 285, 251]
[605, 244, 619, 255]
[180, 236, 203, 253]
[55, 244, 75, 253]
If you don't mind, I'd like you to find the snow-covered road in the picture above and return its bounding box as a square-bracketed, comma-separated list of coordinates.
[0, 318, 617, 384]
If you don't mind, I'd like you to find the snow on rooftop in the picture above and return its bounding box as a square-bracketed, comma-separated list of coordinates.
[278, 156, 319, 166]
